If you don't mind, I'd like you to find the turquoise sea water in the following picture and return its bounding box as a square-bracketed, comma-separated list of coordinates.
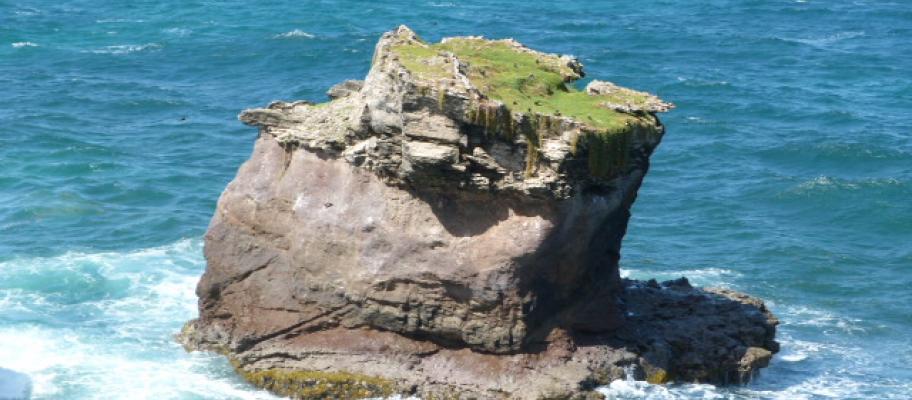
[2, 1, 910, 399]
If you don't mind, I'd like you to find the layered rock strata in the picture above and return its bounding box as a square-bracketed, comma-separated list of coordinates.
[179, 26, 778, 399]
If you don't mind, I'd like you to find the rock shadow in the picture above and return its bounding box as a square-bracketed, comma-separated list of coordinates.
[407, 188, 557, 237]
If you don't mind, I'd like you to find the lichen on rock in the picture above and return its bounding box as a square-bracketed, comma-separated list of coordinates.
[179, 25, 778, 400]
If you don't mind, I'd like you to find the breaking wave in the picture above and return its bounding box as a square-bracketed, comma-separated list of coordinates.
[0, 240, 280, 399]
[780, 31, 866, 47]
[89, 43, 162, 55]
[273, 29, 315, 39]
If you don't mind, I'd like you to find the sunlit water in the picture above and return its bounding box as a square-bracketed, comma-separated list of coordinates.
[2, 1, 910, 398]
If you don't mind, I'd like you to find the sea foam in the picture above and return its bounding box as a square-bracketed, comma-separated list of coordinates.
[0, 240, 280, 399]
[90, 43, 162, 54]
[0, 368, 31, 400]
[273, 29, 315, 39]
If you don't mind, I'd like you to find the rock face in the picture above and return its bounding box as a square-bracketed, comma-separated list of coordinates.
[180, 26, 778, 399]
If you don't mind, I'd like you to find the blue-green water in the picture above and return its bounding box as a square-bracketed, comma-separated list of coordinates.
[2, 1, 910, 399]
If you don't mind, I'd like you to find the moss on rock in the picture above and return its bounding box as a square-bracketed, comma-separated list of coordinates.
[390, 35, 640, 133]
[645, 368, 670, 384]
[387, 29, 667, 179]
[235, 367, 396, 399]
[580, 128, 631, 179]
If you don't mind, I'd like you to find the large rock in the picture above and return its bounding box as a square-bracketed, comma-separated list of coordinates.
[180, 26, 778, 399]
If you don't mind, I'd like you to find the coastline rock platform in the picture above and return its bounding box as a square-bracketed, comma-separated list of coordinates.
[179, 26, 778, 399]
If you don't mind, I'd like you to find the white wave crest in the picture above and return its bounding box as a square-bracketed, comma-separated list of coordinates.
[675, 76, 730, 87]
[598, 373, 724, 399]
[95, 18, 145, 23]
[746, 374, 912, 400]
[791, 175, 903, 195]
[779, 353, 808, 362]
[0, 326, 281, 399]
[163, 27, 192, 36]
[785, 31, 866, 47]
[14, 7, 40, 16]
[792, 175, 859, 192]
[775, 338, 824, 363]
[596, 359, 912, 400]
[780, 305, 867, 334]
[0, 240, 266, 398]
[90, 43, 162, 55]
[620, 266, 739, 286]
[273, 29, 315, 39]
[11, 42, 38, 48]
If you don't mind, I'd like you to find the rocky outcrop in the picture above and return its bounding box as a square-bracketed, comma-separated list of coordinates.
[584, 80, 675, 114]
[180, 26, 778, 399]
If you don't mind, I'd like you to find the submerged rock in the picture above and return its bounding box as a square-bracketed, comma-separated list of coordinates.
[0, 368, 31, 400]
[180, 25, 777, 399]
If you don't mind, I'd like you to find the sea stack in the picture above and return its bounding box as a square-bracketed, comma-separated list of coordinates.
[179, 26, 778, 399]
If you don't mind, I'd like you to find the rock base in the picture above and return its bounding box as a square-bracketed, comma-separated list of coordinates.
[179, 278, 777, 400]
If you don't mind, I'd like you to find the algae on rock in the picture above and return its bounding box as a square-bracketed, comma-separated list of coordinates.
[237, 369, 396, 399]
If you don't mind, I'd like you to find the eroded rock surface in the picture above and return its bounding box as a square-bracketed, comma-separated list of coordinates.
[180, 26, 778, 399]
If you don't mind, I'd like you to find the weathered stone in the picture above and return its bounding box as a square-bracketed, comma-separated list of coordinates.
[402, 141, 459, 166]
[739, 347, 774, 375]
[585, 80, 675, 113]
[326, 79, 364, 100]
[179, 25, 777, 400]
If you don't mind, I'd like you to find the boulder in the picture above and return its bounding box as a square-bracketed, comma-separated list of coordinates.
[326, 79, 364, 100]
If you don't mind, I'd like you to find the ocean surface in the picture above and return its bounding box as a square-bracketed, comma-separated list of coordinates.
[2, 1, 910, 399]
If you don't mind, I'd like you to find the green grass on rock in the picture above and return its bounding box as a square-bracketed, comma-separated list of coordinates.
[391, 36, 641, 133]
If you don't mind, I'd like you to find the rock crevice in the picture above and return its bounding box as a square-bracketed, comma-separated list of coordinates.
[180, 26, 777, 399]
